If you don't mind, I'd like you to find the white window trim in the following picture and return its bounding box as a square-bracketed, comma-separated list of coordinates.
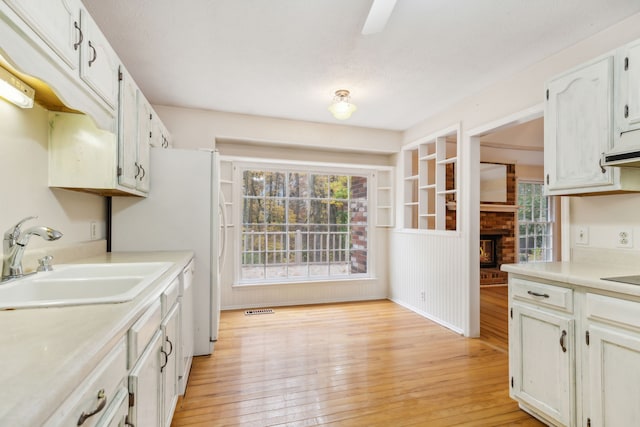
[231, 158, 383, 286]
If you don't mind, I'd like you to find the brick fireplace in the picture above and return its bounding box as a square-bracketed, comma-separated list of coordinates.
[480, 164, 516, 286]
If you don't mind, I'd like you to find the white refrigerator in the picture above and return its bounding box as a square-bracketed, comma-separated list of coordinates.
[112, 147, 224, 356]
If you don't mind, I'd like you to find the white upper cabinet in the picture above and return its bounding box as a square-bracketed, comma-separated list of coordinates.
[136, 94, 152, 193]
[118, 67, 140, 190]
[118, 67, 152, 194]
[3, 0, 81, 69]
[545, 53, 640, 195]
[1, 0, 118, 130]
[611, 39, 640, 158]
[544, 56, 615, 194]
[79, 8, 119, 109]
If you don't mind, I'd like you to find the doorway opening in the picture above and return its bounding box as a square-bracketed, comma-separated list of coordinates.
[469, 112, 562, 348]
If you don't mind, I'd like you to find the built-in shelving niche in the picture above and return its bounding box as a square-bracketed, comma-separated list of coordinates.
[402, 125, 459, 231]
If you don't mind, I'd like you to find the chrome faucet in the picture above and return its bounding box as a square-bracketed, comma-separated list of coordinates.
[2, 217, 63, 282]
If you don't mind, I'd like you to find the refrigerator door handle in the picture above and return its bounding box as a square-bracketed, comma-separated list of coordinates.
[218, 190, 227, 272]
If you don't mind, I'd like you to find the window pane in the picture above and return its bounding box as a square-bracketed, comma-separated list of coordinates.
[289, 199, 308, 223]
[243, 171, 264, 196]
[310, 200, 329, 224]
[265, 199, 285, 223]
[265, 172, 286, 197]
[310, 174, 328, 198]
[289, 172, 308, 198]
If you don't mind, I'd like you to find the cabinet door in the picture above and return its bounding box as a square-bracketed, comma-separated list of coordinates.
[136, 96, 152, 193]
[617, 39, 640, 130]
[129, 330, 163, 427]
[118, 68, 139, 190]
[586, 324, 640, 427]
[80, 9, 119, 108]
[161, 303, 180, 427]
[4, 0, 81, 69]
[510, 304, 575, 426]
[545, 55, 614, 194]
[179, 261, 195, 395]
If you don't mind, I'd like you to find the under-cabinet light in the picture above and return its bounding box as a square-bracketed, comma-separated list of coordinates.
[0, 66, 34, 108]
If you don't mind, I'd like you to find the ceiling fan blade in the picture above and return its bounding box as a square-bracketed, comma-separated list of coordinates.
[361, 0, 397, 35]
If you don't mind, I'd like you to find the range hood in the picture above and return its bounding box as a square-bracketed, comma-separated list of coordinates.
[603, 129, 640, 167]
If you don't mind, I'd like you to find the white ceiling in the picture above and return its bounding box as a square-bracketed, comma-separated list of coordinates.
[82, 0, 640, 131]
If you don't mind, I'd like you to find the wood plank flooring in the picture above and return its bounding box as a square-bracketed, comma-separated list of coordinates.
[479, 286, 509, 353]
[172, 294, 543, 426]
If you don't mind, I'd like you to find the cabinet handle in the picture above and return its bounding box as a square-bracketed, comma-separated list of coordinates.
[527, 290, 549, 298]
[560, 330, 567, 353]
[165, 336, 174, 356]
[88, 41, 97, 67]
[599, 153, 606, 174]
[125, 415, 135, 427]
[160, 349, 168, 372]
[139, 165, 146, 181]
[73, 22, 83, 51]
[134, 162, 140, 179]
[625, 104, 629, 119]
[77, 389, 107, 425]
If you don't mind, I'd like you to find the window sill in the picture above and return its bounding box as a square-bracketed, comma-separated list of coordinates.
[232, 276, 376, 288]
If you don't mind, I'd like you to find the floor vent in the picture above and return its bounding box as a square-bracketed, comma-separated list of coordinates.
[245, 308, 274, 316]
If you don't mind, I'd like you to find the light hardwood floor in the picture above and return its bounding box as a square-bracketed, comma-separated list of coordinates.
[172, 292, 543, 426]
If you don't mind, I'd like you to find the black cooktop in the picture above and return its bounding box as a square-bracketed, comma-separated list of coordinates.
[601, 275, 640, 285]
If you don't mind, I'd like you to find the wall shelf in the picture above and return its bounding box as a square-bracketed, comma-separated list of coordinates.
[403, 128, 459, 231]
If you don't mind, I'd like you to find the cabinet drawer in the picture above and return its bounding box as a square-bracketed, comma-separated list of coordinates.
[161, 277, 180, 317]
[95, 388, 129, 427]
[128, 300, 161, 368]
[586, 293, 640, 330]
[44, 338, 127, 427]
[511, 278, 573, 313]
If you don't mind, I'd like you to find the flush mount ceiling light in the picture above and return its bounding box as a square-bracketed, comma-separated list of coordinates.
[0, 66, 34, 108]
[328, 89, 357, 120]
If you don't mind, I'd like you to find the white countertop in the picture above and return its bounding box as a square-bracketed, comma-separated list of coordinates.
[0, 251, 193, 427]
[502, 261, 640, 297]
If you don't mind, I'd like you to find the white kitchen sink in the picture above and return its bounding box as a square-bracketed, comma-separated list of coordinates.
[0, 262, 172, 310]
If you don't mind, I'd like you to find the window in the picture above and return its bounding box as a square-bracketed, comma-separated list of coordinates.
[517, 181, 554, 263]
[240, 167, 369, 283]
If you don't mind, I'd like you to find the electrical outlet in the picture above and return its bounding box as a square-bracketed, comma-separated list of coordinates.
[617, 228, 633, 248]
[420, 291, 425, 302]
[90, 222, 98, 240]
[576, 226, 589, 245]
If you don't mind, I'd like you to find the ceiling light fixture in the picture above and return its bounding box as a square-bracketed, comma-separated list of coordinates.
[328, 89, 357, 120]
[0, 66, 34, 108]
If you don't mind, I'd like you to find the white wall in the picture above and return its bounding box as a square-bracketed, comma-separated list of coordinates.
[0, 101, 105, 270]
[154, 104, 402, 154]
[389, 12, 640, 336]
[155, 105, 397, 309]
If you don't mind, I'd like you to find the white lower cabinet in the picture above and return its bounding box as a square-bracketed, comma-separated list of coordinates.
[161, 303, 181, 427]
[39, 258, 193, 427]
[509, 279, 575, 426]
[584, 293, 640, 427]
[178, 260, 195, 394]
[128, 275, 184, 427]
[128, 330, 163, 427]
[509, 275, 640, 427]
[44, 338, 127, 427]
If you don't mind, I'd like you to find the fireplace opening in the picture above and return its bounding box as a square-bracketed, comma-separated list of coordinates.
[480, 235, 499, 268]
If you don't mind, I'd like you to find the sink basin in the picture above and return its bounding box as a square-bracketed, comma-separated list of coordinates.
[0, 262, 172, 310]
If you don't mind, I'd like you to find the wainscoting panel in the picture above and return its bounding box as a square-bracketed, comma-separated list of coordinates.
[389, 230, 466, 334]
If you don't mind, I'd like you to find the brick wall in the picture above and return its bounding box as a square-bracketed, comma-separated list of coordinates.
[350, 176, 367, 274]
[479, 164, 516, 285]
